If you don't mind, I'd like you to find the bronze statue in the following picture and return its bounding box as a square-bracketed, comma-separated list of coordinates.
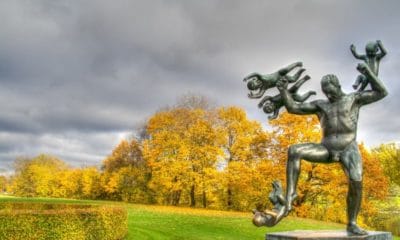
[253, 181, 286, 227]
[246, 42, 388, 236]
[350, 40, 386, 91]
[258, 75, 316, 120]
[244, 62, 304, 99]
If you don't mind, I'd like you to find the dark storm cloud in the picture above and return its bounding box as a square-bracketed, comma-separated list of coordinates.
[0, 0, 400, 170]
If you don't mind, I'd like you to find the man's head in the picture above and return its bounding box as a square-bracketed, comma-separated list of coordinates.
[321, 74, 343, 102]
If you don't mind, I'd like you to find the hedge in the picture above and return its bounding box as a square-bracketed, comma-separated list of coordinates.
[383, 216, 400, 236]
[0, 202, 128, 240]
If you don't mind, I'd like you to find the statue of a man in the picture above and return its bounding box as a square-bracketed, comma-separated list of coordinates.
[275, 63, 388, 235]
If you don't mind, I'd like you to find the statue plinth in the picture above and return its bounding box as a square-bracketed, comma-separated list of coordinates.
[266, 230, 392, 240]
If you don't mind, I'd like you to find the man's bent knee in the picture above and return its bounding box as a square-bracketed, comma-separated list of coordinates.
[288, 145, 301, 158]
[349, 171, 362, 182]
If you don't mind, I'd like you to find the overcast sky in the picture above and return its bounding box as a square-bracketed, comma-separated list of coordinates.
[1, 0, 399, 173]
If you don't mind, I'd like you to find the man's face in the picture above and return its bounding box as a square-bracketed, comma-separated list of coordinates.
[321, 81, 341, 102]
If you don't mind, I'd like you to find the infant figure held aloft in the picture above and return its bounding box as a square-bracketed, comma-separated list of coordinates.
[350, 40, 386, 91]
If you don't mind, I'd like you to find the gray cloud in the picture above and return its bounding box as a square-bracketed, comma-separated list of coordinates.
[0, 0, 400, 171]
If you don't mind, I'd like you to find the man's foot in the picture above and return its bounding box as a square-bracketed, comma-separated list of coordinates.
[284, 193, 297, 216]
[347, 223, 368, 235]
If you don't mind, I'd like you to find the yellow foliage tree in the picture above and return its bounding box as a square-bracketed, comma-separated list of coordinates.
[144, 107, 224, 207]
[52, 169, 82, 198]
[0, 175, 8, 193]
[80, 167, 102, 199]
[372, 143, 400, 186]
[101, 138, 149, 202]
[10, 155, 68, 197]
[217, 107, 271, 210]
[103, 139, 143, 172]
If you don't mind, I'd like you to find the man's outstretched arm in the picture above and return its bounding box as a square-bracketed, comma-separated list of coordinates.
[356, 63, 388, 105]
[277, 79, 318, 115]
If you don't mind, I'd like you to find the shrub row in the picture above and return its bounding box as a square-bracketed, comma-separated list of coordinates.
[379, 216, 400, 236]
[0, 202, 128, 240]
[0, 202, 93, 210]
[367, 208, 400, 236]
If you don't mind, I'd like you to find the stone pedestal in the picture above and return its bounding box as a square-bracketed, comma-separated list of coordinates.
[266, 230, 392, 240]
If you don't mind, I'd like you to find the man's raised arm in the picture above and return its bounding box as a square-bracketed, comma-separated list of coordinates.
[356, 63, 388, 105]
[277, 79, 318, 115]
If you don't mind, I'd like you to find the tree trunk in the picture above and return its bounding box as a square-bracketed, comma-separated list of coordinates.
[227, 187, 233, 209]
[171, 190, 181, 206]
[190, 185, 196, 207]
[202, 190, 207, 208]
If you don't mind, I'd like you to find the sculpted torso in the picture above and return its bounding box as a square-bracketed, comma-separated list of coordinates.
[316, 94, 360, 150]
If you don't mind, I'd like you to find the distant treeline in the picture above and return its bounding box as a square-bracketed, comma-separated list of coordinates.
[2, 97, 399, 229]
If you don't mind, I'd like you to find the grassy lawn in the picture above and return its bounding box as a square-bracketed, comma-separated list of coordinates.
[0, 195, 398, 240]
[126, 204, 345, 240]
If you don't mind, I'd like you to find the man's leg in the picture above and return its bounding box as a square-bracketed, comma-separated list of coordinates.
[340, 142, 367, 235]
[285, 143, 330, 214]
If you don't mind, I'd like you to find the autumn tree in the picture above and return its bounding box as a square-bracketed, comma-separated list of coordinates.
[144, 104, 224, 207]
[175, 93, 214, 110]
[0, 175, 7, 193]
[103, 139, 144, 172]
[372, 143, 400, 186]
[217, 106, 271, 210]
[10, 155, 68, 197]
[51, 169, 81, 198]
[78, 167, 102, 199]
[102, 138, 150, 202]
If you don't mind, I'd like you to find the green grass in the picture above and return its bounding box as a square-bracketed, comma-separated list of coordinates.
[0, 195, 398, 240]
[127, 205, 344, 240]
